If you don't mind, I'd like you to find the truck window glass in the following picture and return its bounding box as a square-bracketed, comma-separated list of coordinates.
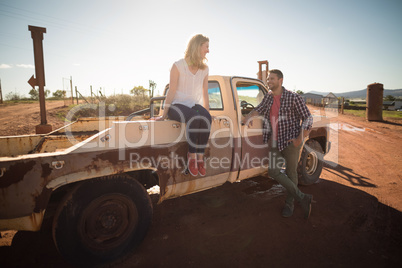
[236, 83, 265, 115]
[208, 81, 223, 110]
[161, 81, 223, 111]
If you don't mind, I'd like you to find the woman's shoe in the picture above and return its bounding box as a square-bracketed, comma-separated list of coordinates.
[187, 153, 198, 176]
[197, 160, 206, 176]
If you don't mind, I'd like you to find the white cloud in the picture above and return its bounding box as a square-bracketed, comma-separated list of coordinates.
[16, 64, 35, 69]
[0, 64, 12, 69]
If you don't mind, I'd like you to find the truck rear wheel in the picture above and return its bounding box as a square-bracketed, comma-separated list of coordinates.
[52, 175, 152, 266]
[298, 139, 324, 185]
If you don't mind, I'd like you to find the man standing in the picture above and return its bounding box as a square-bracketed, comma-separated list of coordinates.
[241, 69, 314, 218]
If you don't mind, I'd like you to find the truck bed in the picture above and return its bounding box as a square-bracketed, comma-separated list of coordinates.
[0, 116, 130, 157]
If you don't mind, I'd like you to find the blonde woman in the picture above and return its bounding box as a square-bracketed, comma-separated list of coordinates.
[156, 34, 211, 177]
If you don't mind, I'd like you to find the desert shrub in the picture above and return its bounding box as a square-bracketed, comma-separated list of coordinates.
[5, 92, 23, 101]
[52, 90, 66, 99]
[65, 94, 150, 121]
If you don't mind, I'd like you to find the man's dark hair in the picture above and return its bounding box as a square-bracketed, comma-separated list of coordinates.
[269, 69, 283, 79]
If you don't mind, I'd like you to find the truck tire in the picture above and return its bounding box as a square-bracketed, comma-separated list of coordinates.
[52, 175, 153, 266]
[298, 139, 324, 185]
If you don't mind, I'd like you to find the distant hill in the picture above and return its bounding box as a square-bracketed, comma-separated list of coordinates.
[307, 88, 402, 99]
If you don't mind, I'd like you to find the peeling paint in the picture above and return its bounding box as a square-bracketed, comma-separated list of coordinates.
[0, 161, 36, 188]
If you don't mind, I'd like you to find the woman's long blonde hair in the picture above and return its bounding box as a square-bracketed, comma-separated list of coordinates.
[185, 34, 209, 70]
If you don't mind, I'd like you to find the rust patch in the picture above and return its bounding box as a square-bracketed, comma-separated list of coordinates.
[0, 160, 36, 188]
[41, 163, 52, 178]
[28, 137, 46, 154]
[33, 187, 52, 213]
[96, 150, 121, 166]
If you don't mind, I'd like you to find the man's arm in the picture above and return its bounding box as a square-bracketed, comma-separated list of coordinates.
[291, 128, 311, 147]
[242, 91, 270, 127]
[241, 110, 260, 127]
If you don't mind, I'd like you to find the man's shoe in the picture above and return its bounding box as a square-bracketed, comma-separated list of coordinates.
[282, 203, 294, 218]
[187, 154, 198, 176]
[197, 160, 206, 176]
[300, 194, 313, 219]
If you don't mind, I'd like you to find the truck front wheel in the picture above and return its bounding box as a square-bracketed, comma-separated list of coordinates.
[52, 175, 152, 266]
[298, 139, 324, 185]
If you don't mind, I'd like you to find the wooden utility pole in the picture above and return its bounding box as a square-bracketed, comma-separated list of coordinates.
[0, 78, 3, 104]
[341, 97, 344, 114]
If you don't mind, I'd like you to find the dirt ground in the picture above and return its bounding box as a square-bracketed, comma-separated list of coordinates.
[0, 101, 401, 267]
[0, 100, 67, 136]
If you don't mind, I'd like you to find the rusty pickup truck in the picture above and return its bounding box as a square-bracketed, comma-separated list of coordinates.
[0, 75, 330, 265]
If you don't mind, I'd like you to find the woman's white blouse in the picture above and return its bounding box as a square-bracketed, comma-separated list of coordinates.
[171, 58, 209, 108]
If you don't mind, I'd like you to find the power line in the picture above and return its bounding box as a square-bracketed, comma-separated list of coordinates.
[0, 2, 115, 37]
[0, 31, 27, 41]
[0, 41, 30, 51]
[0, 10, 91, 36]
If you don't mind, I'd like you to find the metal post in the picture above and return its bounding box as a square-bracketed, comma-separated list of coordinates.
[70, 76, 74, 104]
[75, 86, 78, 104]
[29, 25, 47, 124]
[28, 25, 52, 134]
[257, 60, 269, 85]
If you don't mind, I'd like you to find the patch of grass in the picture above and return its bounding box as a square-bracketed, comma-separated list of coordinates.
[383, 110, 402, 118]
[343, 109, 365, 117]
[1, 100, 36, 105]
[54, 107, 71, 121]
[347, 103, 366, 107]
[343, 109, 402, 119]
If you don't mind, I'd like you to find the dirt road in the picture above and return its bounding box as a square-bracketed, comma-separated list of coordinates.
[0, 100, 67, 136]
[0, 102, 401, 267]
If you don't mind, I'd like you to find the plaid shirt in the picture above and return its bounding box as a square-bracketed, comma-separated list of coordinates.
[254, 87, 313, 151]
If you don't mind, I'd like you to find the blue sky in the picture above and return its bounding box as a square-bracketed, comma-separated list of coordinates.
[0, 0, 401, 99]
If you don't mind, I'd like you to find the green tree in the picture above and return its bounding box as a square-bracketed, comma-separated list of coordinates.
[29, 88, 39, 100]
[130, 86, 148, 97]
[384, 95, 395, 101]
[296, 90, 304, 95]
[29, 88, 50, 100]
[53, 89, 66, 98]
